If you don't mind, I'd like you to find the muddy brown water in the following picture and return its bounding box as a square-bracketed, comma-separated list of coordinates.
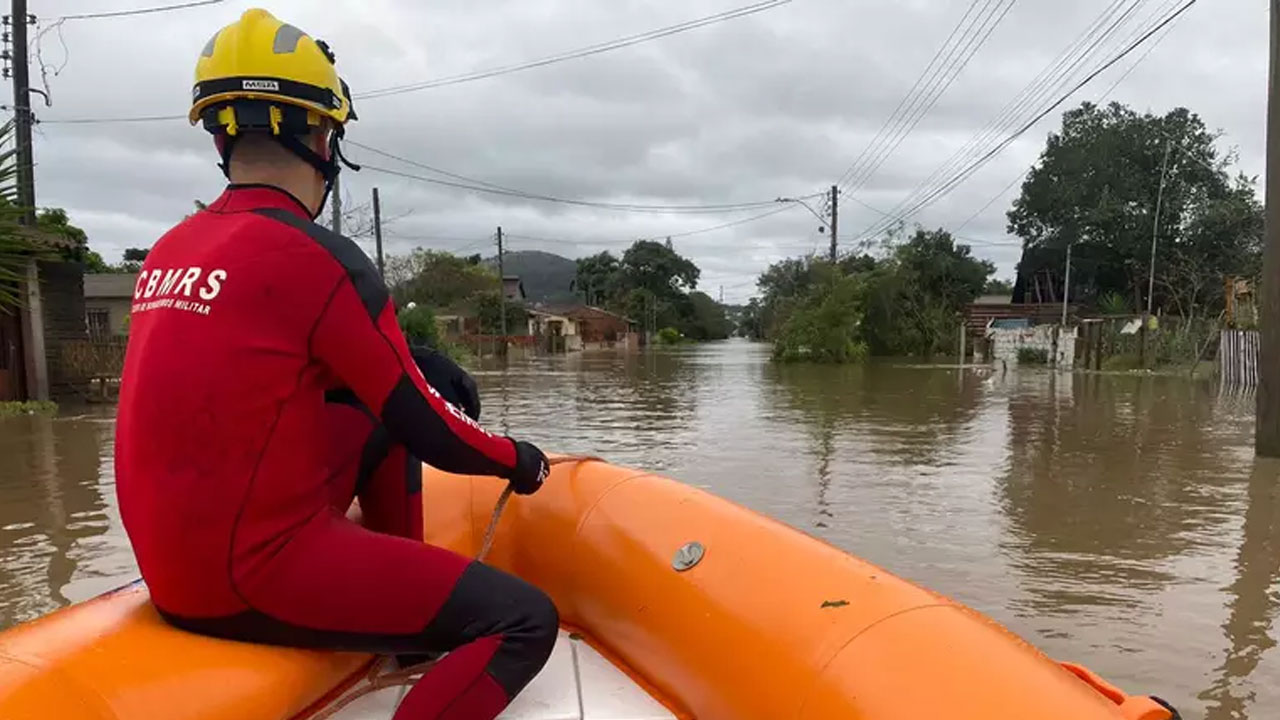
[0, 340, 1276, 719]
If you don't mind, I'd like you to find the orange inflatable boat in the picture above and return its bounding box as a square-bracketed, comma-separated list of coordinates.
[0, 459, 1177, 720]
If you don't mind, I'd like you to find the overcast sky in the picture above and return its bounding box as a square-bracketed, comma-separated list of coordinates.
[28, 0, 1267, 303]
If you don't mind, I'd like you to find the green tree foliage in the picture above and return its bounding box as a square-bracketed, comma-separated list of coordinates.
[0, 119, 39, 310]
[116, 247, 151, 273]
[773, 266, 868, 363]
[398, 304, 443, 348]
[620, 240, 700, 298]
[475, 291, 529, 334]
[755, 228, 993, 361]
[681, 291, 732, 340]
[656, 327, 684, 345]
[574, 241, 727, 341]
[861, 228, 993, 356]
[389, 249, 498, 309]
[984, 278, 1013, 296]
[574, 251, 621, 306]
[1008, 102, 1262, 318]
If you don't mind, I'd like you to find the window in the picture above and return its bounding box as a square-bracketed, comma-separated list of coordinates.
[87, 309, 111, 339]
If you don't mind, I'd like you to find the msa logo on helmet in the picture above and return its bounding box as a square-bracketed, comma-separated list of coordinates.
[242, 79, 280, 92]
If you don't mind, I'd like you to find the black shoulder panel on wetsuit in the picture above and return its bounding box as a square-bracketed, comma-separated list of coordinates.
[252, 207, 388, 320]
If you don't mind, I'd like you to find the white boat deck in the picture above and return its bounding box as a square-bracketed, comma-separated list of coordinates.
[332, 631, 676, 720]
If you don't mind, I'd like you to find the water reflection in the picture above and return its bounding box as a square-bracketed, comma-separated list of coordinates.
[0, 409, 125, 627]
[1199, 460, 1280, 720]
[0, 346, 1276, 718]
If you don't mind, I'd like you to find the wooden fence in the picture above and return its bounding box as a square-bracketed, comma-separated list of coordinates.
[1219, 329, 1260, 388]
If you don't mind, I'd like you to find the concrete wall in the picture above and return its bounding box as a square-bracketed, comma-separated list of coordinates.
[989, 325, 1077, 369]
[38, 261, 90, 398]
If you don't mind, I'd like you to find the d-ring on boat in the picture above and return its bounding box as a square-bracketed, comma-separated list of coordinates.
[0, 458, 1178, 719]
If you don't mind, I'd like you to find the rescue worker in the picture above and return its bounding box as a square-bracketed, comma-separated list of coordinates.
[115, 9, 557, 719]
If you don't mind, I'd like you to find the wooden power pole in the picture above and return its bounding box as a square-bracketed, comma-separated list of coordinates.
[371, 187, 384, 279]
[1258, 0, 1280, 456]
[9, 0, 34, 223]
[829, 185, 839, 262]
[497, 227, 508, 354]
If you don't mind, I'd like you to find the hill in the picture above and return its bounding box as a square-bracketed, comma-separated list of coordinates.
[487, 250, 579, 304]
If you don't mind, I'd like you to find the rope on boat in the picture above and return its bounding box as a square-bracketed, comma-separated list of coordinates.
[310, 455, 603, 719]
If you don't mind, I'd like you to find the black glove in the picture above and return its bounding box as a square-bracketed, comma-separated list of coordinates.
[410, 345, 481, 421]
[509, 440, 549, 495]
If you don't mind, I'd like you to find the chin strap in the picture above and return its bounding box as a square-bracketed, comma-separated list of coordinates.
[217, 126, 363, 222]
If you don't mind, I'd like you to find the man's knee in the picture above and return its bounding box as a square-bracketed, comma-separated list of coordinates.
[519, 583, 559, 661]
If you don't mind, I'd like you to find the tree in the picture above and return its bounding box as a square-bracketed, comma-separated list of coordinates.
[117, 247, 151, 273]
[754, 228, 992, 360]
[681, 291, 731, 341]
[475, 290, 527, 334]
[985, 278, 1014, 296]
[619, 240, 699, 299]
[388, 249, 498, 309]
[773, 266, 867, 363]
[861, 228, 992, 356]
[574, 251, 621, 306]
[1008, 102, 1261, 315]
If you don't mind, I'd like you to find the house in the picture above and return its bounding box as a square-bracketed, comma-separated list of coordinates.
[527, 309, 582, 353]
[503, 276, 526, 303]
[84, 273, 137, 338]
[556, 306, 638, 349]
[1, 227, 91, 401]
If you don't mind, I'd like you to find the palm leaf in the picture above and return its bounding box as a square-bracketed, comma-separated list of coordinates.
[0, 119, 44, 312]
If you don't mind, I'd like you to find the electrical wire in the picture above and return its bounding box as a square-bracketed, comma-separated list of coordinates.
[836, 0, 1018, 196]
[40, 0, 792, 124]
[59, 0, 225, 21]
[851, 0, 1156, 241]
[357, 0, 792, 100]
[953, 1, 1183, 233]
[349, 141, 800, 214]
[862, 0, 1152, 240]
[855, 0, 1200, 242]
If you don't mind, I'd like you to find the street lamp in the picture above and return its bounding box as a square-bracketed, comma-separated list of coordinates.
[775, 196, 828, 235]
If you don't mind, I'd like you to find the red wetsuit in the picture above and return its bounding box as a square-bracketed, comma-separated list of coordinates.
[116, 185, 556, 720]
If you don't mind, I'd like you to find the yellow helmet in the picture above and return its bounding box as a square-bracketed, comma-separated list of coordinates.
[190, 8, 353, 128]
[190, 9, 359, 199]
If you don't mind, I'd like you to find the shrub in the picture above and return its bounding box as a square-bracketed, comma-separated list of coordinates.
[0, 401, 57, 417]
[398, 304, 442, 348]
[656, 327, 684, 345]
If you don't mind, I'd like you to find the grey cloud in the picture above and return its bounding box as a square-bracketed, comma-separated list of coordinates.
[26, 0, 1268, 303]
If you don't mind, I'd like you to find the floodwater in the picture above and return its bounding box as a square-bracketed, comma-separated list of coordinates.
[1, 340, 1277, 719]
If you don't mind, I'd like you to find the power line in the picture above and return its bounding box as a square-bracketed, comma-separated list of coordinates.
[357, 0, 792, 100]
[60, 0, 225, 21]
[856, 0, 1200, 242]
[864, 0, 1150, 238]
[40, 0, 792, 124]
[954, 2, 1183, 233]
[349, 141, 798, 214]
[836, 0, 1018, 196]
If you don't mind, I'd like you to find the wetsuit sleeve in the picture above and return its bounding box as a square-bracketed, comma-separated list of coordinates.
[310, 276, 518, 477]
[242, 204, 523, 479]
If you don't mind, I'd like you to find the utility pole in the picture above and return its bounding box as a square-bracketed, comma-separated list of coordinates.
[1061, 242, 1072, 326]
[330, 174, 342, 234]
[720, 285, 724, 304]
[1140, 138, 1174, 369]
[829, 185, 839, 262]
[1258, 0, 1280, 456]
[497, 226, 507, 354]
[371, 188, 384, 279]
[9, 1, 35, 224]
